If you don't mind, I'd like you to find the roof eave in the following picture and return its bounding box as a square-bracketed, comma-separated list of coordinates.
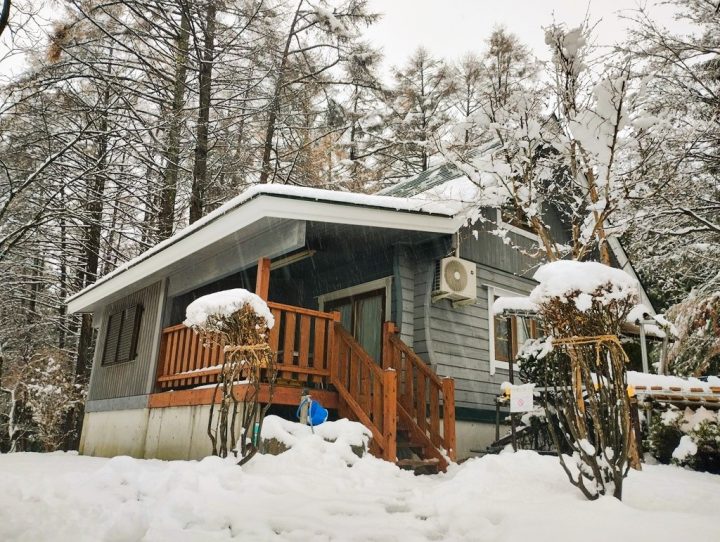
[66, 193, 461, 314]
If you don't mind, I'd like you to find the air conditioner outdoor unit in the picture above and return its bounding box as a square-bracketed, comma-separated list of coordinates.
[432, 257, 477, 305]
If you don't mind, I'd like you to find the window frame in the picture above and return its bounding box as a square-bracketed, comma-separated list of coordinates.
[496, 208, 541, 242]
[101, 304, 143, 366]
[487, 286, 537, 375]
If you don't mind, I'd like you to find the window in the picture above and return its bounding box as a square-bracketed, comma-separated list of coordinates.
[493, 304, 537, 362]
[496, 205, 540, 241]
[488, 287, 538, 374]
[318, 277, 392, 364]
[102, 304, 143, 365]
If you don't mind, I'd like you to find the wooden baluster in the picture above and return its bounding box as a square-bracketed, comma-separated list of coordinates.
[268, 309, 281, 351]
[416, 372, 426, 432]
[298, 314, 311, 383]
[313, 317, 327, 386]
[429, 385, 441, 447]
[181, 327, 194, 387]
[208, 332, 219, 386]
[442, 377, 456, 462]
[187, 329, 199, 386]
[372, 372, 382, 425]
[361, 365, 371, 415]
[327, 315, 340, 386]
[282, 311, 296, 381]
[383, 369, 397, 462]
[165, 329, 180, 387]
[349, 348, 358, 399]
[404, 354, 414, 415]
[201, 333, 213, 384]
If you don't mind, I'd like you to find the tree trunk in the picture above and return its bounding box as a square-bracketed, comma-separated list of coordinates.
[189, 0, 217, 224]
[259, 0, 304, 184]
[158, 5, 191, 237]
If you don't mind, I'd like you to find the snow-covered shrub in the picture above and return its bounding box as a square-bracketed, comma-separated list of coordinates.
[665, 291, 720, 377]
[184, 289, 277, 465]
[530, 261, 640, 500]
[646, 406, 720, 474]
[23, 351, 85, 452]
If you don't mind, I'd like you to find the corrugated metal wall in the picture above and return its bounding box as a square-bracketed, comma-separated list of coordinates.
[88, 281, 163, 401]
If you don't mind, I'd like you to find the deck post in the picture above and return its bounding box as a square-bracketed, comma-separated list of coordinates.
[383, 368, 397, 462]
[255, 257, 271, 300]
[442, 377, 456, 462]
[382, 321, 397, 370]
[328, 312, 341, 381]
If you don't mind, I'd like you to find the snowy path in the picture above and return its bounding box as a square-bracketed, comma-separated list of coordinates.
[1, 444, 719, 542]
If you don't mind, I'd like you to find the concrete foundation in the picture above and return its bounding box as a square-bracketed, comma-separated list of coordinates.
[455, 420, 498, 460]
[81, 407, 498, 462]
[81, 404, 247, 461]
[79, 408, 150, 458]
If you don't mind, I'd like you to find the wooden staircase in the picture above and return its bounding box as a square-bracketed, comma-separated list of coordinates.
[332, 321, 456, 472]
[153, 299, 456, 472]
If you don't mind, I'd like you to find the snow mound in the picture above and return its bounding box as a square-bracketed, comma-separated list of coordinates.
[184, 288, 274, 330]
[261, 415, 371, 449]
[2, 450, 720, 541]
[530, 260, 638, 310]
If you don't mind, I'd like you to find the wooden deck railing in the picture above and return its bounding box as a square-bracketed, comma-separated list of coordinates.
[156, 324, 225, 389]
[383, 322, 456, 464]
[332, 325, 397, 462]
[156, 302, 340, 390]
[266, 302, 339, 386]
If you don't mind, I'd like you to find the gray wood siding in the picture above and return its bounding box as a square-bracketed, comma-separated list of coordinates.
[413, 247, 538, 410]
[88, 281, 163, 401]
[394, 245, 415, 346]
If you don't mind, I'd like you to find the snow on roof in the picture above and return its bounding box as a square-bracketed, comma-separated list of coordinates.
[183, 288, 275, 330]
[66, 184, 462, 309]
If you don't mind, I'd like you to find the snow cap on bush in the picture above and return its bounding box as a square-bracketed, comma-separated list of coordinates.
[530, 260, 639, 312]
[184, 288, 274, 331]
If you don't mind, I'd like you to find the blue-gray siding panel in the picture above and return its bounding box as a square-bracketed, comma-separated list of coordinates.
[395, 245, 415, 346]
[414, 250, 539, 409]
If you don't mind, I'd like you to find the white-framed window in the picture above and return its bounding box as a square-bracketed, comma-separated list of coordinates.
[487, 286, 538, 375]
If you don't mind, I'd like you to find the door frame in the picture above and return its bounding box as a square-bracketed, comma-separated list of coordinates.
[317, 276, 392, 321]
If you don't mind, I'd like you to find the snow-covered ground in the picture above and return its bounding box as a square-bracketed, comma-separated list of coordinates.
[1, 436, 719, 541]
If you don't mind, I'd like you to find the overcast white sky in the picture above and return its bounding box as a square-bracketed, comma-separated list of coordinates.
[364, 0, 686, 73]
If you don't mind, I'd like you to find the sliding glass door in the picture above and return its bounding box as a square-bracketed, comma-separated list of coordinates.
[326, 289, 385, 363]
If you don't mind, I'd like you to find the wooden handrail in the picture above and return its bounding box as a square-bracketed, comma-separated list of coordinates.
[156, 303, 337, 390]
[383, 321, 456, 463]
[331, 324, 397, 461]
[266, 301, 337, 320]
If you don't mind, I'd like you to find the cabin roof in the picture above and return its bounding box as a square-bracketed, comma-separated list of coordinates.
[66, 184, 465, 314]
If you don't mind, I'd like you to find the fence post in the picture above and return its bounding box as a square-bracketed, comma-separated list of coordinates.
[382, 321, 397, 370]
[328, 312, 341, 382]
[442, 377, 456, 462]
[255, 257, 271, 300]
[383, 368, 397, 462]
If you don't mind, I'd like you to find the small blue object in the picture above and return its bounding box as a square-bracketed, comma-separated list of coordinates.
[309, 400, 328, 426]
[296, 396, 328, 426]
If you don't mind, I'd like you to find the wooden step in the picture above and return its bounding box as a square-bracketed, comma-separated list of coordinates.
[396, 457, 440, 474]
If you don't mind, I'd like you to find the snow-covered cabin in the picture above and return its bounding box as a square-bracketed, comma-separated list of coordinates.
[67, 163, 654, 464]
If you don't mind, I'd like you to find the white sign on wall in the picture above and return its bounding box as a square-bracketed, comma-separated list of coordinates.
[510, 384, 535, 413]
